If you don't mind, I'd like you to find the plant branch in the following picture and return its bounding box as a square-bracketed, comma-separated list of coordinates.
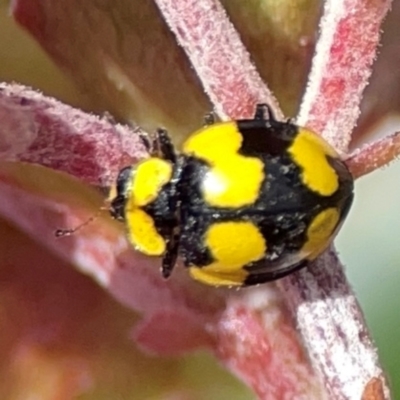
[298, 0, 392, 153]
[346, 131, 400, 179]
[153, 0, 283, 120]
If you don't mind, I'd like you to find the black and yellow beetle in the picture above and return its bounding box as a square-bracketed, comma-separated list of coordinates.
[110, 104, 354, 287]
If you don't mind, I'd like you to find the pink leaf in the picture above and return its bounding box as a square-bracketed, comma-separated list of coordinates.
[214, 294, 323, 400]
[133, 310, 215, 355]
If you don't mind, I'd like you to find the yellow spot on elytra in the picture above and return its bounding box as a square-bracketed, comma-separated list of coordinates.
[125, 208, 166, 256]
[302, 207, 340, 260]
[183, 122, 264, 207]
[189, 267, 247, 287]
[189, 221, 266, 286]
[131, 158, 173, 207]
[288, 129, 339, 196]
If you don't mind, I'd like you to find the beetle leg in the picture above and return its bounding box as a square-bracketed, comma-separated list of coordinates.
[154, 128, 177, 163]
[161, 231, 180, 278]
[137, 130, 153, 152]
[254, 103, 276, 121]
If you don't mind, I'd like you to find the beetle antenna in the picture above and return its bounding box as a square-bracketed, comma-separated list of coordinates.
[55, 205, 109, 237]
[254, 103, 276, 121]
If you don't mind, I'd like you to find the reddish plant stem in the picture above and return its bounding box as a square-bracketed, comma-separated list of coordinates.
[298, 0, 392, 153]
[346, 131, 400, 179]
[0, 83, 146, 187]
[279, 251, 390, 399]
[153, 0, 283, 120]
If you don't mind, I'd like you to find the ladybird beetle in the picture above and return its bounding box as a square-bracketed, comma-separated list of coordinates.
[110, 104, 354, 287]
